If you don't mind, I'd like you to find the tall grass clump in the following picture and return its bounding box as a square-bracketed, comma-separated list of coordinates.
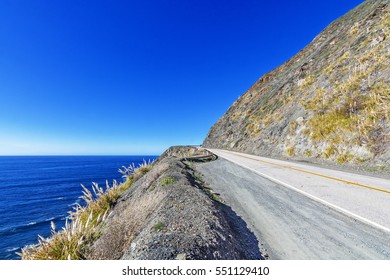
[18, 160, 154, 260]
[119, 159, 153, 180]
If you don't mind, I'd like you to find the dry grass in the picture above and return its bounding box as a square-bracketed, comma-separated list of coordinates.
[336, 153, 354, 164]
[304, 149, 312, 157]
[286, 146, 295, 157]
[298, 75, 314, 90]
[322, 144, 338, 159]
[119, 159, 153, 180]
[289, 121, 298, 133]
[349, 23, 359, 36]
[18, 160, 154, 260]
[87, 189, 165, 259]
[301, 26, 390, 163]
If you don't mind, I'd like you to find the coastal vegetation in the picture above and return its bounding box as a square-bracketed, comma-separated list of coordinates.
[17, 146, 262, 260]
[18, 160, 154, 260]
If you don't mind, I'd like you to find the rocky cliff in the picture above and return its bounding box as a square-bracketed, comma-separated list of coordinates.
[203, 0, 390, 171]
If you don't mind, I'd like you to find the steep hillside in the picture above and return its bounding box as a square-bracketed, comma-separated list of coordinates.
[203, 0, 390, 171]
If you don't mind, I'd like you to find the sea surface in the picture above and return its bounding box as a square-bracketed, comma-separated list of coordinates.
[0, 155, 157, 260]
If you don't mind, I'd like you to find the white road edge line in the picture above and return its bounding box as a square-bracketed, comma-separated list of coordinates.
[212, 150, 390, 234]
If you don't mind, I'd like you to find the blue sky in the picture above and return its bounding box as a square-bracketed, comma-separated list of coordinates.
[0, 0, 364, 155]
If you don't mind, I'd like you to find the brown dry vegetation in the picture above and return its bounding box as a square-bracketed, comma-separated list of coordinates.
[203, 0, 390, 169]
[18, 161, 153, 260]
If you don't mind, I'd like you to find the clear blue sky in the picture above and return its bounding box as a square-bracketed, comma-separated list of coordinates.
[0, 0, 364, 155]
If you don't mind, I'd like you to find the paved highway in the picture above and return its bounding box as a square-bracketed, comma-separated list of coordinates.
[195, 149, 390, 259]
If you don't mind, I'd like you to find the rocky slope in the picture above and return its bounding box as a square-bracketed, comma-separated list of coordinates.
[87, 146, 262, 260]
[203, 0, 390, 171]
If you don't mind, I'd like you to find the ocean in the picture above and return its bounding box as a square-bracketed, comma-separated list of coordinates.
[0, 155, 157, 260]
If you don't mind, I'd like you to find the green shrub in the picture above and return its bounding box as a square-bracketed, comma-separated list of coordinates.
[160, 176, 177, 186]
[153, 222, 165, 232]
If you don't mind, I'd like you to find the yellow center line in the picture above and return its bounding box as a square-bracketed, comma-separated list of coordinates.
[220, 150, 390, 195]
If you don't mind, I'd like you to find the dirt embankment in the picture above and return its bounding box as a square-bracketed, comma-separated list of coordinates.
[87, 146, 262, 260]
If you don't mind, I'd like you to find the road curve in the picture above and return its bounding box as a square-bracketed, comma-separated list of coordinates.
[195, 150, 390, 259]
[208, 149, 390, 231]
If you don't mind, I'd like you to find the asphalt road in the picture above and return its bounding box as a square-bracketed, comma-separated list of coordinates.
[195, 150, 390, 259]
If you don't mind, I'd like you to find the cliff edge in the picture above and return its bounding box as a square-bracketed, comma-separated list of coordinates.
[87, 146, 262, 260]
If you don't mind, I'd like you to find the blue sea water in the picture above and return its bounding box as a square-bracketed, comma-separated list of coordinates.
[0, 155, 157, 260]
